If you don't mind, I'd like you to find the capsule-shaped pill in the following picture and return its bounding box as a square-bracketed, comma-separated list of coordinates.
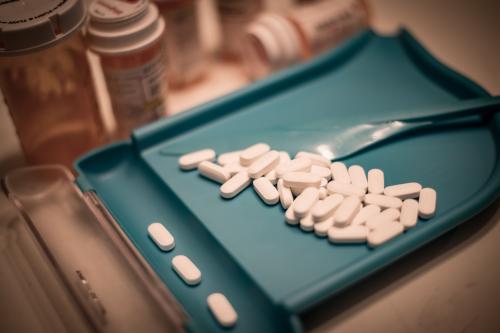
[207, 293, 238, 328]
[330, 162, 350, 184]
[311, 193, 343, 221]
[334, 196, 361, 226]
[352, 204, 381, 225]
[299, 213, 315, 232]
[148, 223, 175, 251]
[198, 161, 231, 184]
[348, 165, 368, 191]
[217, 150, 241, 166]
[314, 217, 334, 237]
[223, 162, 247, 176]
[366, 208, 400, 230]
[277, 179, 294, 209]
[328, 225, 369, 243]
[220, 171, 251, 199]
[367, 169, 384, 194]
[364, 194, 402, 209]
[327, 181, 365, 197]
[311, 165, 332, 180]
[247, 150, 280, 179]
[400, 199, 419, 228]
[179, 149, 216, 170]
[240, 143, 270, 166]
[282, 172, 321, 188]
[293, 187, 320, 218]
[419, 188, 437, 219]
[275, 157, 312, 178]
[384, 182, 422, 200]
[368, 221, 404, 247]
[253, 177, 279, 205]
[285, 204, 299, 225]
[172, 255, 201, 286]
[295, 151, 331, 168]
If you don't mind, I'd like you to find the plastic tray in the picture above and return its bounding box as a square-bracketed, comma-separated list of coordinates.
[75, 30, 500, 333]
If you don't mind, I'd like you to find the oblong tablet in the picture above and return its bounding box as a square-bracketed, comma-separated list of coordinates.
[299, 213, 315, 232]
[240, 143, 270, 166]
[293, 187, 320, 217]
[179, 149, 215, 170]
[220, 171, 251, 199]
[207, 293, 238, 328]
[172, 255, 201, 286]
[217, 150, 241, 166]
[311, 193, 343, 221]
[285, 205, 299, 225]
[330, 162, 350, 184]
[352, 204, 381, 225]
[223, 162, 247, 176]
[334, 195, 361, 226]
[327, 181, 365, 197]
[348, 165, 368, 191]
[148, 223, 175, 251]
[282, 172, 321, 188]
[247, 150, 280, 179]
[367, 169, 384, 194]
[265, 169, 278, 185]
[328, 225, 369, 243]
[368, 221, 404, 247]
[384, 182, 422, 200]
[311, 165, 332, 180]
[295, 151, 331, 168]
[366, 208, 400, 230]
[314, 217, 334, 237]
[400, 199, 419, 228]
[278, 179, 293, 209]
[364, 193, 402, 209]
[198, 161, 231, 184]
[253, 177, 279, 205]
[419, 187, 437, 219]
[275, 157, 312, 178]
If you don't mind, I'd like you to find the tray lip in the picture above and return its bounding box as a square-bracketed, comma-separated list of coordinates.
[75, 28, 500, 317]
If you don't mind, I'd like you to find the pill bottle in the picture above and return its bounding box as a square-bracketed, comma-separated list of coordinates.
[242, 0, 370, 79]
[154, 0, 207, 88]
[0, 0, 107, 168]
[86, 0, 168, 139]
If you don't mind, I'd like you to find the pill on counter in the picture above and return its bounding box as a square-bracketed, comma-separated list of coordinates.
[328, 225, 369, 243]
[367, 169, 384, 194]
[217, 150, 241, 166]
[384, 182, 422, 200]
[348, 165, 368, 191]
[285, 205, 299, 225]
[172, 255, 201, 286]
[319, 187, 327, 199]
[400, 199, 419, 228]
[223, 162, 247, 176]
[311, 165, 332, 180]
[293, 187, 320, 217]
[265, 169, 278, 185]
[179, 149, 216, 170]
[148, 223, 175, 251]
[207, 293, 238, 328]
[248, 150, 280, 179]
[314, 217, 334, 237]
[253, 177, 279, 205]
[277, 179, 294, 209]
[352, 204, 381, 225]
[276, 157, 312, 178]
[199, 161, 231, 184]
[364, 194, 402, 209]
[419, 188, 437, 219]
[295, 151, 331, 168]
[330, 162, 350, 184]
[311, 193, 343, 222]
[365, 208, 400, 230]
[220, 171, 251, 199]
[334, 196, 361, 227]
[368, 221, 404, 247]
[240, 143, 270, 166]
[327, 181, 365, 197]
[283, 172, 321, 189]
[299, 213, 315, 231]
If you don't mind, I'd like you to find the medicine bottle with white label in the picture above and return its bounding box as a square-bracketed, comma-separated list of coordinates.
[242, 0, 370, 79]
[86, 0, 168, 139]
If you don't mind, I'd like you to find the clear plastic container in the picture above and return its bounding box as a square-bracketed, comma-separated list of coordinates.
[242, 0, 370, 79]
[86, 0, 168, 140]
[0, 0, 107, 168]
[155, 0, 207, 88]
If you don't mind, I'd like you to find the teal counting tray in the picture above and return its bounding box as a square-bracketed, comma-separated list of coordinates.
[76, 30, 500, 333]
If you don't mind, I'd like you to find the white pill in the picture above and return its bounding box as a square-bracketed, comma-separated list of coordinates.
[366, 208, 400, 230]
[172, 255, 201, 286]
[330, 162, 350, 184]
[148, 223, 175, 251]
[220, 171, 251, 199]
[179, 149, 215, 170]
[320, 178, 328, 187]
[295, 151, 331, 168]
[327, 181, 365, 197]
[352, 204, 381, 225]
[419, 188, 437, 219]
[253, 177, 279, 205]
[285, 205, 299, 225]
[277, 179, 294, 209]
[311, 165, 332, 180]
[283, 172, 321, 188]
[217, 150, 241, 166]
[334, 196, 361, 227]
[223, 162, 247, 176]
[293, 187, 320, 218]
[248, 150, 280, 179]
[198, 161, 231, 184]
[384, 182, 422, 200]
[265, 169, 278, 185]
[364, 193, 403, 209]
[240, 143, 270, 166]
[299, 213, 315, 231]
[314, 217, 334, 237]
[328, 225, 369, 243]
[311, 193, 344, 222]
[275, 157, 312, 178]
[401, 199, 419, 229]
[348, 165, 368, 191]
[368, 221, 404, 247]
[367, 169, 384, 194]
[279, 151, 291, 165]
[319, 187, 327, 199]
[290, 186, 305, 197]
[207, 293, 238, 328]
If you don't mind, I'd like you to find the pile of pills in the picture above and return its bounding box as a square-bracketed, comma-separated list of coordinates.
[178, 143, 437, 247]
